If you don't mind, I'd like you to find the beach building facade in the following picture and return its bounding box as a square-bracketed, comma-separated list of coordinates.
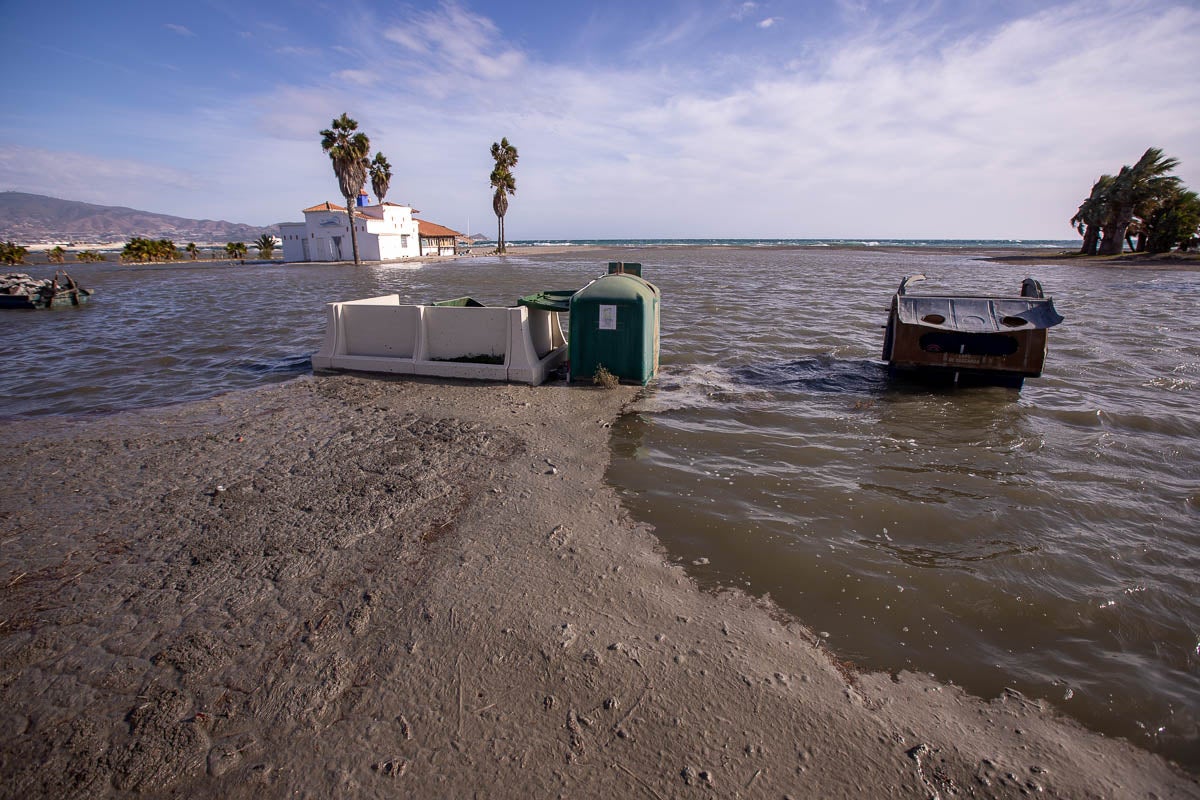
[280, 193, 462, 262]
[417, 219, 462, 256]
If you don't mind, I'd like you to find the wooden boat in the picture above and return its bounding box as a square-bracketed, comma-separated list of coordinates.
[0, 271, 94, 309]
[881, 274, 1063, 387]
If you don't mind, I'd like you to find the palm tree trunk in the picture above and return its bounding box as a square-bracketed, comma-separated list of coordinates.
[344, 195, 362, 264]
[1099, 222, 1127, 256]
[1079, 224, 1099, 255]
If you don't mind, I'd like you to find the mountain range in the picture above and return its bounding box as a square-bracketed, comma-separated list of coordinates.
[0, 192, 279, 244]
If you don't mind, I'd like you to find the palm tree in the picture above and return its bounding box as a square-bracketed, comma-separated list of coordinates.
[1, 241, 28, 265]
[122, 237, 151, 263]
[48, 246, 66, 264]
[370, 153, 392, 205]
[489, 137, 518, 254]
[1098, 147, 1180, 255]
[225, 242, 247, 261]
[320, 113, 371, 264]
[1070, 175, 1112, 255]
[1144, 188, 1200, 253]
[253, 234, 277, 259]
[185, 242, 199, 260]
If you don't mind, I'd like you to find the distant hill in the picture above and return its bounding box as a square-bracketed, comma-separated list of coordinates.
[0, 192, 278, 245]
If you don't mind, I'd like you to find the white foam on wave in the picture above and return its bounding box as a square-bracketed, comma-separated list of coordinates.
[371, 261, 425, 270]
[628, 364, 741, 414]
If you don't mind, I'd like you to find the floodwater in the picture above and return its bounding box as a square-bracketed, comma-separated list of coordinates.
[2, 247, 1197, 769]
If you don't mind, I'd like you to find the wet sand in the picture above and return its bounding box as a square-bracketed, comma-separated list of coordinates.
[1, 374, 1195, 798]
[984, 250, 1200, 270]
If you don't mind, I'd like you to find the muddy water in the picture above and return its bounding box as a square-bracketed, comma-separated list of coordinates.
[2, 248, 1197, 768]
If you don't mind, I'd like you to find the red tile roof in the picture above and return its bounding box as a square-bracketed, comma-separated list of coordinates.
[416, 219, 462, 237]
[303, 201, 372, 218]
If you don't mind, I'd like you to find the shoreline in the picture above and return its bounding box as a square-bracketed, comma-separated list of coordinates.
[985, 250, 1200, 270]
[9, 242, 1199, 271]
[1, 374, 1194, 797]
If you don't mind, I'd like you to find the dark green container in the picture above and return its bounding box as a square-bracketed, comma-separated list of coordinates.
[569, 264, 660, 385]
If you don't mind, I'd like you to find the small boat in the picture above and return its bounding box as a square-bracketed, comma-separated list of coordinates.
[881, 274, 1063, 387]
[0, 271, 94, 309]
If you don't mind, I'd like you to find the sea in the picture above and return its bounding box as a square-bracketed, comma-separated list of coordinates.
[2, 240, 1197, 770]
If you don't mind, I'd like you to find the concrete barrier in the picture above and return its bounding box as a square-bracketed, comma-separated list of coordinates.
[311, 294, 567, 385]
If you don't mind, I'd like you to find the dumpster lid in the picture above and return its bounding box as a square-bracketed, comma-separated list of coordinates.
[517, 289, 576, 312]
[896, 295, 1063, 332]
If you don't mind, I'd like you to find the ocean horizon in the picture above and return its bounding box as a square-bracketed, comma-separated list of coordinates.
[484, 237, 1080, 249]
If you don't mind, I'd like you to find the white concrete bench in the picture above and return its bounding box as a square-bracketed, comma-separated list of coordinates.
[311, 295, 568, 385]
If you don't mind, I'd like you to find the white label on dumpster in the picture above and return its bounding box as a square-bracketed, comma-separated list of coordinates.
[598, 305, 617, 330]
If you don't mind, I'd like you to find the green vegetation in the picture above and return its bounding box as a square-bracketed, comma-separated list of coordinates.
[75, 250, 105, 263]
[253, 234, 277, 259]
[47, 246, 66, 264]
[370, 152, 392, 205]
[1, 241, 28, 265]
[1143, 189, 1200, 254]
[225, 241, 248, 260]
[1072, 147, 1197, 255]
[185, 242, 199, 260]
[320, 113, 371, 264]
[122, 237, 178, 263]
[489, 137, 518, 254]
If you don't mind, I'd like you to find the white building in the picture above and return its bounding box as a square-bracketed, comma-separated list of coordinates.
[280, 193, 440, 262]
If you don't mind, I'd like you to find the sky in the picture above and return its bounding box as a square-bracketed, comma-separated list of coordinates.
[1, 0, 1197, 240]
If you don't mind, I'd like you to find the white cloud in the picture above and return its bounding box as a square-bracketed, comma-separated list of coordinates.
[382, 26, 427, 54]
[0, 146, 194, 209]
[733, 2, 758, 20]
[333, 69, 375, 86]
[17, 1, 1198, 238]
[275, 45, 322, 57]
[383, 1, 523, 82]
[164, 23, 194, 37]
[758, 17, 779, 28]
[277, 2, 1197, 235]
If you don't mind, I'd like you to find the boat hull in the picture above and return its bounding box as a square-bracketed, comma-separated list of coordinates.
[0, 288, 93, 309]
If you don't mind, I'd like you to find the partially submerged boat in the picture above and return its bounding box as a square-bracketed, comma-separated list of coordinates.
[0, 271, 94, 309]
[881, 274, 1063, 387]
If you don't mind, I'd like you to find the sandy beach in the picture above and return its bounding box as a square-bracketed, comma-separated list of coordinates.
[1, 373, 1194, 798]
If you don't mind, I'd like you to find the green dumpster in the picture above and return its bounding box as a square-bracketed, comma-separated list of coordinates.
[569, 264, 660, 385]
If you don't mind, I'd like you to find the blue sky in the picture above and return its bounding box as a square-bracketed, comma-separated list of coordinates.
[1, 0, 1197, 239]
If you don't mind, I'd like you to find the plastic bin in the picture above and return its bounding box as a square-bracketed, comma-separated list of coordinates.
[569, 264, 660, 384]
